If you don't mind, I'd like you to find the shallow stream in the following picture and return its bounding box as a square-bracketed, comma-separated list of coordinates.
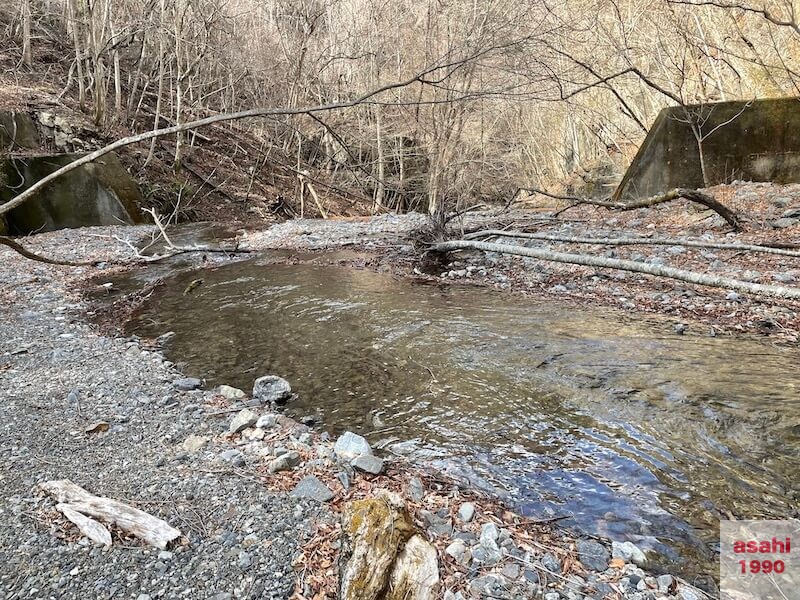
[116, 250, 799, 582]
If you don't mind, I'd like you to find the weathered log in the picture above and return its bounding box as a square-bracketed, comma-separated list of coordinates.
[464, 230, 800, 257]
[57, 503, 113, 547]
[429, 239, 800, 299]
[40, 480, 181, 549]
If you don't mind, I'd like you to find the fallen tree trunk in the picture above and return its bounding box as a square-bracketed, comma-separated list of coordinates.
[40, 479, 182, 549]
[464, 230, 800, 258]
[525, 187, 741, 230]
[429, 239, 800, 300]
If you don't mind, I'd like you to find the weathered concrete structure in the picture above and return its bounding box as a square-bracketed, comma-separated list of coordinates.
[614, 97, 800, 201]
[0, 152, 144, 234]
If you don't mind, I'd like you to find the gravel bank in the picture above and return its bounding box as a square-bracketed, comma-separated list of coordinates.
[0, 227, 321, 600]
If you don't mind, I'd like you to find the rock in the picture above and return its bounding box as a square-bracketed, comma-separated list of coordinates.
[408, 477, 424, 502]
[657, 574, 675, 594]
[1, 152, 143, 234]
[420, 510, 452, 537]
[679, 586, 701, 600]
[290, 475, 334, 502]
[340, 492, 414, 600]
[673, 323, 688, 335]
[255, 414, 278, 429]
[384, 534, 440, 600]
[612, 541, 647, 566]
[174, 377, 202, 391]
[238, 551, 252, 570]
[457, 502, 475, 523]
[334, 431, 373, 461]
[726, 291, 740, 302]
[576, 539, 610, 572]
[229, 408, 258, 433]
[84, 421, 109, 434]
[772, 217, 798, 228]
[218, 449, 245, 467]
[337, 471, 351, 490]
[182, 435, 209, 452]
[252, 375, 292, 404]
[218, 385, 245, 400]
[782, 206, 800, 218]
[268, 451, 301, 473]
[541, 552, 562, 574]
[544, 593, 560, 600]
[501, 562, 520, 579]
[480, 522, 500, 547]
[352, 454, 384, 475]
[445, 540, 467, 563]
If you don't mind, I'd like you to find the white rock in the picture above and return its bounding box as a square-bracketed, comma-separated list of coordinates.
[229, 408, 258, 433]
[334, 431, 373, 461]
[182, 435, 209, 452]
[386, 534, 440, 600]
[612, 540, 647, 566]
[458, 502, 475, 523]
[218, 385, 246, 400]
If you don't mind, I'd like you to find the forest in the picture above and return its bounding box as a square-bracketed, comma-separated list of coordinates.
[1, 2, 799, 600]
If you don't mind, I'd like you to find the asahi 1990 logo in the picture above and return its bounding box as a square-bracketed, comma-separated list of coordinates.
[721, 520, 800, 599]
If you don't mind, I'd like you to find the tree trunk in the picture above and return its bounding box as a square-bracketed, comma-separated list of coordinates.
[429, 239, 800, 300]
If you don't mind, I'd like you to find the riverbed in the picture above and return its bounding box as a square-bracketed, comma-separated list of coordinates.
[112, 251, 800, 582]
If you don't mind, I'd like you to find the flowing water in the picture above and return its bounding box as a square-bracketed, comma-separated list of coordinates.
[118, 254, 799, 581]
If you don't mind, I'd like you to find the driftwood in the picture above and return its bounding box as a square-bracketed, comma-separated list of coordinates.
[57, 503, 113, 547]
[465, 230, 800, 258]
[524, 187, 741, 230]
[0, 236, 95, 266]
[40, 479, 182, 549]
[429, 239, 800, 300]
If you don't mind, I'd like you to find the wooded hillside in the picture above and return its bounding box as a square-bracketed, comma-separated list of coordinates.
[2, 0, 799, 215]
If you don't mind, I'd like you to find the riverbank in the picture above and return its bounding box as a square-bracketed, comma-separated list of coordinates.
[0, 230, 720, 598]
[243, 181, 800, 345]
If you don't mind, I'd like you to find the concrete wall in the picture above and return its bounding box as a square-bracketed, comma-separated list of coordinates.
[0, 152, 144, 234]
[614, 98, 800, 201]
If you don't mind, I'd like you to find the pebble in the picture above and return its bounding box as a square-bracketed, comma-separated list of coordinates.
[229, 408, 258, 433]
[268, 451, 301, 473]
[289, 475, 334, 502]
[256, 414, 278, 429]
[576, 538, 610, 571]
[218, 449, 245, 467]
[351, 454, 384, 474]
[408, 477, 424, 501]
[218, 384, 246, 400]
[173, 377, 202, 391]
[458, 502, 475, 523]
[612, 541, 647, 566]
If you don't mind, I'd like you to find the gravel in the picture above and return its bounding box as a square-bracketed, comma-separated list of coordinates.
[0, 227, 320, 599]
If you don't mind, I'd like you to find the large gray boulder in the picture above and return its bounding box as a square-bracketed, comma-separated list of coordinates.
[0, 152, 143, 234]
